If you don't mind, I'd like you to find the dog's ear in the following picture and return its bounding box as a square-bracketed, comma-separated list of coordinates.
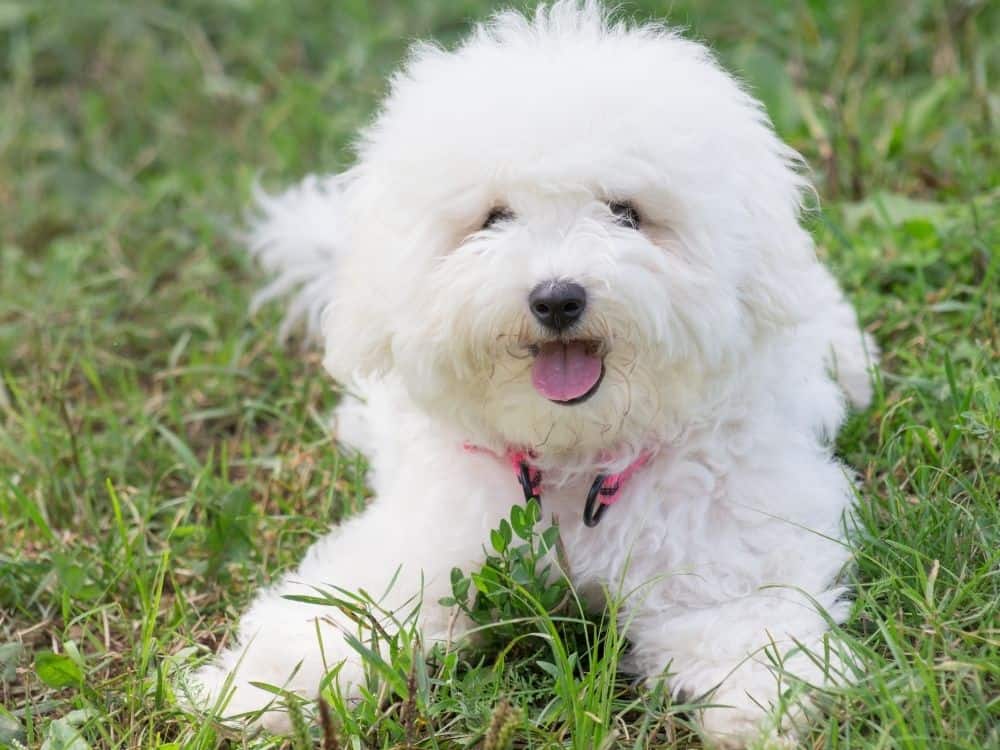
[734, 159, 820, 332]
[317, 178, 398, 383]
[739, 228, 817, 331]
[320, 254, 395, 383]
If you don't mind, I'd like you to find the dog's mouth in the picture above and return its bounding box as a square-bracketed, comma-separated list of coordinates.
[529, 340, 605, 405]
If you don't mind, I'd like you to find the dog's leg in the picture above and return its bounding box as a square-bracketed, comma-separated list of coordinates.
[628, 589, 852, 748]
[620, 447, 857, 748]
[182, 436, 513, 732]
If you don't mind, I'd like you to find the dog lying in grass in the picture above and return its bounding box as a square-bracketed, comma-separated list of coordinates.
[184, 2, 876, 746]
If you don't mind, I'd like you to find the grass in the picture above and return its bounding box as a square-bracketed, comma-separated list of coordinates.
[0, 0, 997, 747]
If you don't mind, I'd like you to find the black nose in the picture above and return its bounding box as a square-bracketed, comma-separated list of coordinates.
[529, 280, 587, 332]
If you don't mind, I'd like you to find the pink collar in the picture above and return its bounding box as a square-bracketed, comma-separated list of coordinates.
[464, 443, 652, 527]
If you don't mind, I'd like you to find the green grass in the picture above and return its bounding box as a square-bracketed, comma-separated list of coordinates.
[1, 0, 997, 748]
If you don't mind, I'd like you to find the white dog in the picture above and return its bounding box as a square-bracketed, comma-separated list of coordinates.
[187, 2, 876, 746]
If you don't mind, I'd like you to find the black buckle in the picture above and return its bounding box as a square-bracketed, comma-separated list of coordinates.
[517, 460, 541, 502]
[583, 475, 623, 527]
[583, 474, 608, 527]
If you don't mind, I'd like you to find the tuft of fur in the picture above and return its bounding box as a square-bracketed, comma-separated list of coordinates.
[184, 3, 878, 747]
[248, 173, 353, 342]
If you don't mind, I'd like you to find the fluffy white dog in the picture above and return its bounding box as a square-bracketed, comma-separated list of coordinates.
[187, 2, 876, 746]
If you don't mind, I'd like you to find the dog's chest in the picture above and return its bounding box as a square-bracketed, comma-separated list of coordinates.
[535, 454, 739, 605]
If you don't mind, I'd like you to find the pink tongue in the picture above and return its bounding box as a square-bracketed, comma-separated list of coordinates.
[531, 342, 603, 402]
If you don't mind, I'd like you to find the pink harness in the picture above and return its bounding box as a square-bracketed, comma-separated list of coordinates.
[465, 444, 652, 527]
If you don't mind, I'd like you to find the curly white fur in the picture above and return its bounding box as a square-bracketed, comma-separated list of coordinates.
[184, 3, 877, 746]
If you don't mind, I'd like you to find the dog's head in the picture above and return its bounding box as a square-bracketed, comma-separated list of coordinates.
[320, 1, 817, 456]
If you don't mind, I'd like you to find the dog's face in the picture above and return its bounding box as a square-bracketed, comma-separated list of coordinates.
[323, 4, 816, 456]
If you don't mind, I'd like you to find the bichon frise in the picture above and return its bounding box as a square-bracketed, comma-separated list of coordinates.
[186, 2, 876, 746]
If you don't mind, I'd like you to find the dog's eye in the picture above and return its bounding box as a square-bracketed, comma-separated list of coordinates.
[482, 207, 514, 230]
[609, 201, 641, 230]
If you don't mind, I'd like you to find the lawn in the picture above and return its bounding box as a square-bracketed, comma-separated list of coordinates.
[0, 1, 997, 748]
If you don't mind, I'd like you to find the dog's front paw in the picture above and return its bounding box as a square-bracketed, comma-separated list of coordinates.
[178, 661, 296, 733]
[696, 679, 808, 750]
[176, 642, 367, 734]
